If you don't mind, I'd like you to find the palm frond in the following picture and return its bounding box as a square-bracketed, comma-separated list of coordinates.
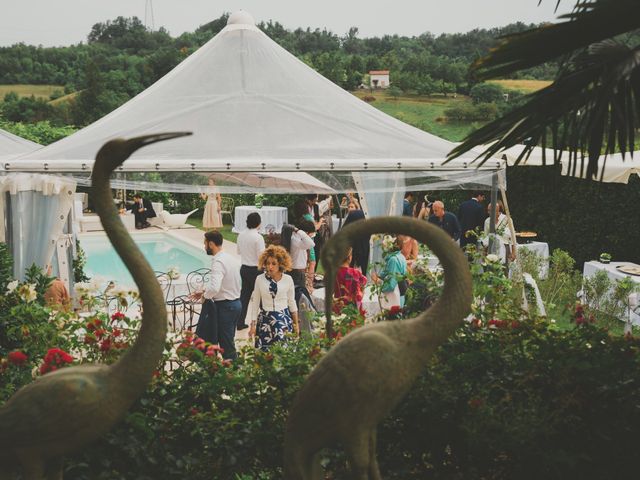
[473, 0, 640, 80]
[449, 42, 640, 178]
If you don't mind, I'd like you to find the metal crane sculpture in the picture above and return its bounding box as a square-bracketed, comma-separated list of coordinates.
[0, 132, 190, 479]
[284, 216, 472, 480]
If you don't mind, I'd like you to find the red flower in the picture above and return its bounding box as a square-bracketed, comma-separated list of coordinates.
[8, 350, 28, 366]
[189, 407, 199, 416]
[100, 338, 112, 352]
[43, 348, 74, 366]
[488, 319, 507, 329]
[112, 328, 122, 337]
[111, 311, 126, 322]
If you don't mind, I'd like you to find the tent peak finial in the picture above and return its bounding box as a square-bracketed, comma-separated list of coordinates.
[227, 10, 255, 26]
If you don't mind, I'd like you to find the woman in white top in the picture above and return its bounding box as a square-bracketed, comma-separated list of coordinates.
[247, 245, 299, 350]
[201, 176, 223, 229]
[483, 200, 515, 263]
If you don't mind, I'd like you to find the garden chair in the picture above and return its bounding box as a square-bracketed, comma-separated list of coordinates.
[220, 196, 234, 224]
[186, 268, 211, 295]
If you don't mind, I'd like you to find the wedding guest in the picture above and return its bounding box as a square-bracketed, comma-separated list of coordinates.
[44, 265, 71, 312]
[413, 195, 432, 220]
[371, 236, 408, 309]
[200, 176, 223, 229]
[236, 212, 265, 331]
[289, 219, 316, 290]
[402, 192, 414, 216]
[342, 205, 370, 274]
[458, 191, 486, 249]
[428, 200, 461, 241]
[247, 245, 299, 350]
[333, 247, 367, 313]
[399, 234, 419, 271]
[340, 192, 361, 211]
[483, 200, 515, 263]
[127, 193, 156, 229]
[191, 230, 241, 360]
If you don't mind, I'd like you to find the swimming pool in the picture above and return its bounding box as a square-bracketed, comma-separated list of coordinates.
[80, 233, 210, 287]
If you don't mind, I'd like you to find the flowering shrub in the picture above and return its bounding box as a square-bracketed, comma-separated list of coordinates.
[39, 348, 74, 375]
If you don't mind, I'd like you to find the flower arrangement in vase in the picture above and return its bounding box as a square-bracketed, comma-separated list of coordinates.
[599, 252, 612, 264]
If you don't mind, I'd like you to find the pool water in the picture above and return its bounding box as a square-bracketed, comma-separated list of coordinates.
[80, 233, 209, 287]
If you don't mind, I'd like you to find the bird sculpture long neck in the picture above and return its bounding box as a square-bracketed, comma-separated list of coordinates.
[323, 216, 472, 355]
[91, 139, 172, 401]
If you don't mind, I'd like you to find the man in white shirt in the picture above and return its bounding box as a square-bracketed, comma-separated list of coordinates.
[236, 212, 266, 331]
[191, 230, 242, 360]
[289, 219, 316, 289]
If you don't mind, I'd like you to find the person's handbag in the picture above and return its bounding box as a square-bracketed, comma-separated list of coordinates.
[380, 285, 402, 310]
[397, 278, 409, 297]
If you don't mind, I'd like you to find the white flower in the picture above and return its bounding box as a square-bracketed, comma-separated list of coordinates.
[111, 286, 130, 299]
[586, 342, 592, 349]
[17, 283, 37, 302]
[486, 254, 500, 263]
[6, 280, 19, 293]
[74, 282, 96, 296]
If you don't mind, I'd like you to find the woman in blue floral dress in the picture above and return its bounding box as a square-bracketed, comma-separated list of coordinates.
[247, 245, 299, 350]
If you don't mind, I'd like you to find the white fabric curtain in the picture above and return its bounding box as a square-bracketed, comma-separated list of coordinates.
[0, 174, 76, 280]
[353, 171, 405, 270]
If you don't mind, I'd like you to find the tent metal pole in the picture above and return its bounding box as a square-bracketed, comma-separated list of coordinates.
[488, 173, 498, 254]
[497, 171, 518, 260]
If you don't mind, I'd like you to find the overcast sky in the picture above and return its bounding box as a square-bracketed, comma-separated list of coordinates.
[0, 0, 573, 47]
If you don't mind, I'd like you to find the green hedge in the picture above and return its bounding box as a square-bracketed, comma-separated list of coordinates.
[506, 166, 640, 267]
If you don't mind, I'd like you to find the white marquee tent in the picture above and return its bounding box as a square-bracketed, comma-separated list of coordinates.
[6, 10, 502, 208]
[0, 128, 40, 160]
[499, 144, 640, 184]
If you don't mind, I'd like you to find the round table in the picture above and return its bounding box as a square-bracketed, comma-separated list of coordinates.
[233, 206, 288, 234]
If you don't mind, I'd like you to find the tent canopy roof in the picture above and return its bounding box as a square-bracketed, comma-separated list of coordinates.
[501, 145, 640, 184]
[7, 11, 491, 175]
[0, 129, 40, 161]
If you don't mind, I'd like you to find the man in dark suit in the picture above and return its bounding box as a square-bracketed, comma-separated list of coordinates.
[458, 192, 486, 249]
[402, 192, 414, 216]
[428, 200, 461, 241]
[128, 193, 157, 229]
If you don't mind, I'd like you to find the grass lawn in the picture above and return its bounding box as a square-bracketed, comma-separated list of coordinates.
[488, 79, 552, 93]
[0, 84, 65, 100]
[351, 90, 478, 142]
[186, 217, 238, 243]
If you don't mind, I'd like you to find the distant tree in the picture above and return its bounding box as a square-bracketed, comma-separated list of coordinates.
[387, 85, 402, 99]
[1, 92, 53, 123]
[469, 82, 505, 104]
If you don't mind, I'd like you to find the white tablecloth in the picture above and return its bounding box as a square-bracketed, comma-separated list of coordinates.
[583, 261, 640, 325]
[312, 285, 382, 317]
[233, 206, 288, 234]
[516, 241, 549, 278]
[583, 261, 640, 286]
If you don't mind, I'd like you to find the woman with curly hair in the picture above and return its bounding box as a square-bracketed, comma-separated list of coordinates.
[247, 245, 300, 350]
